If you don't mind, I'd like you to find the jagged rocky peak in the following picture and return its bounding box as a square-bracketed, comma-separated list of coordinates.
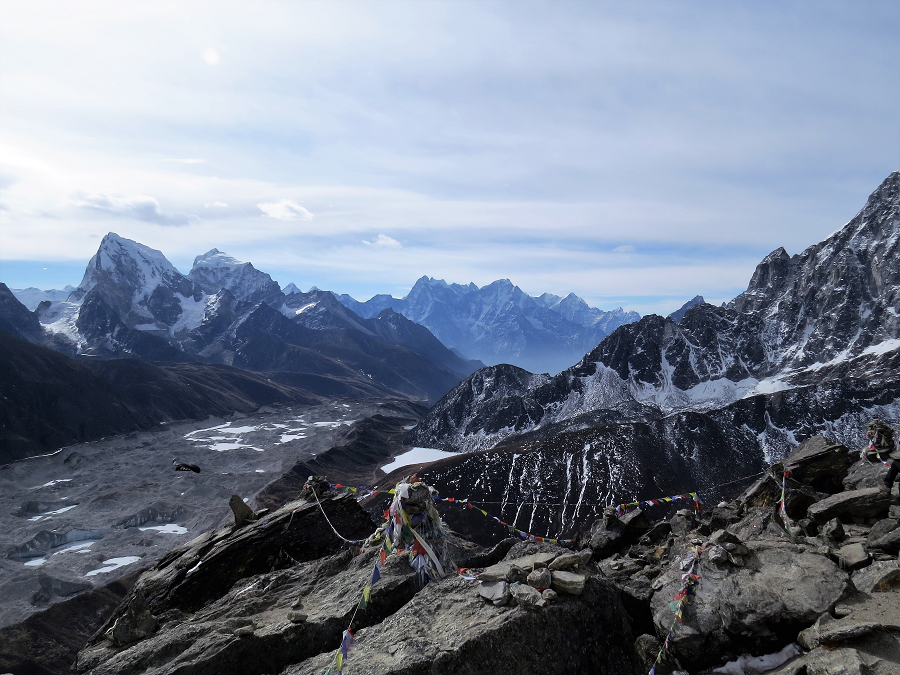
[189, 248, 282, 304]
[65, 232, 202, 333]
[729, 170, 900, 369]
[283, 282, 302, 295]
[667, 295, 705, 323]
[71, 232, 192, 304]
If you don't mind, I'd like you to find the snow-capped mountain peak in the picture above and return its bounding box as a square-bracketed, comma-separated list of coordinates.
[189, 248, 281, 304]
[74, 232, 186, 302]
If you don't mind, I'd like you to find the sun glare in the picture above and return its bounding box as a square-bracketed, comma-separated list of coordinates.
[202, 48, 220, 66]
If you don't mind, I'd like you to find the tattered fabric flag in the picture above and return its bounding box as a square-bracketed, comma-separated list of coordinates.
[324, 628, 355, 675]
[371, 562, 381, 585]
[359, 586, 371, 610]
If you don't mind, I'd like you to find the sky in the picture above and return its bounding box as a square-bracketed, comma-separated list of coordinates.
[0, 0, 897, 316]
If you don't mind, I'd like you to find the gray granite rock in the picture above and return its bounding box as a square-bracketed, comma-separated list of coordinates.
[548, 549, 591, 571]
[550, 570, 586, 595]
[867, 519, 900, 555]
[650, 541, 848, 670]
[822, 517, 845, 543]
[526, 567, 552, 589]
[509, 583, 545, 609]
[807, 488, 892, 524]
[478, 580, 510, 605]
[777, 435, 854, 493]
[836, 543, 870, 571]
[851, 560, 900, 593]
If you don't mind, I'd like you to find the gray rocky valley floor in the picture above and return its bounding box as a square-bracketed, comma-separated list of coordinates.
[0, 399, 418, 631]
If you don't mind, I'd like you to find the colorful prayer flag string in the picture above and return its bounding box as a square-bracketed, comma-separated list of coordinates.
[615, 492, 703, 519]
[867, 442, 893, 468]
[649, 545, 705, 675]
[431, 494, 570, 544]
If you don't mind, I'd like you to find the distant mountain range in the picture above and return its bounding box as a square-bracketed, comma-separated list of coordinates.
[9, 240, 642, 380]
[335, 279, 639, 374]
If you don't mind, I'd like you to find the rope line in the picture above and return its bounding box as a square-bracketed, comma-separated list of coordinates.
[312, 489, 366, 544]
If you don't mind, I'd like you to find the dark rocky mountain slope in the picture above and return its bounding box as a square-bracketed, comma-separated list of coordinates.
[0, 330, 328, 463]
[408, 172, 900, 460]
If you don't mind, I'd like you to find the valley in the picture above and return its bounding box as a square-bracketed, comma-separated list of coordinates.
[0, 398, 422, 630]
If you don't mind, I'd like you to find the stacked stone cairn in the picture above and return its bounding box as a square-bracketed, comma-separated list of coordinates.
[476, 548, 592, 609]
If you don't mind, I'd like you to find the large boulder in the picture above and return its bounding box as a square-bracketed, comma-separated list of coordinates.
[650, 540, 848, 670]
[843, 459, 891, 491]
[285, 571, 643, 675]
[775, 435, 854, 493]
[851, 560, 900, 594]
[88, 493, 378, 620]
[867, 518, 900, 555]
[807, 488, 893, 524]
[77, 547, 420, 675]
[583, 508, 651, 559]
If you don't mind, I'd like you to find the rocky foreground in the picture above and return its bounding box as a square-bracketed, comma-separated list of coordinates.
[9, 435, 896, 675]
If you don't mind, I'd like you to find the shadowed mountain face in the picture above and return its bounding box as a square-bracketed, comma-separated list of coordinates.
[0, 331, 326, 463]
[405, 173, 900, 507]
[335, 278, 640, 375]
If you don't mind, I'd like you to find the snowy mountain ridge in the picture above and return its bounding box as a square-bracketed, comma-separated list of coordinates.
[334, 277, 640, 374]
[409, 171, 900, 456]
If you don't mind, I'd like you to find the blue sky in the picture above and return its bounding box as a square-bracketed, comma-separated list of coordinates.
[0, 0, 897, 316]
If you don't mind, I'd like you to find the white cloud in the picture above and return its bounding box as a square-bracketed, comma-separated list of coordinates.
[204, 202, 229, 208]
[162, 158, 206, 164]
[363, 233, 402, 248]
[71, 192, 198, 226]
[613, 245, 636, 253]
[257, 200, 313, 221]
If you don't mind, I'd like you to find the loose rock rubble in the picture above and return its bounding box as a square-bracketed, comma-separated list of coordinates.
[68, 434, 898, 675]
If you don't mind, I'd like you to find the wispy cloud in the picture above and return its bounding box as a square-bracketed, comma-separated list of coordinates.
[161, 158, 206, 164]
[72, 192, 198, 227]
[0, 1, 896, 311]
[363, 234, 402, 248]
[257, 200, 313, 221]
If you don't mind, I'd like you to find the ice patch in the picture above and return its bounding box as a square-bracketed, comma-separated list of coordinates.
[85, 556, 142, 577]
[139, 524, 188, 534]
[860, 338, 900, 357]
[24, 557, 47, 567]
[209, 442, 246, 451]
[255, 469, 265, 473]
[184, 423, 230, 438]
[39, 479, 73, 488]
[44, 505, 78, 515]
[381, 447, 459, 473]
[279, 434, 305, 443]
[714, 643, 801, 674]
[218, 426, 259, 434]
[53, 541, 95, 555]
[752, 376, 792, 395]
[169, 292, 209, 334]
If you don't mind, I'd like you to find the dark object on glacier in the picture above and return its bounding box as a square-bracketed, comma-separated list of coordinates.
[173, 459, 201, 473]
